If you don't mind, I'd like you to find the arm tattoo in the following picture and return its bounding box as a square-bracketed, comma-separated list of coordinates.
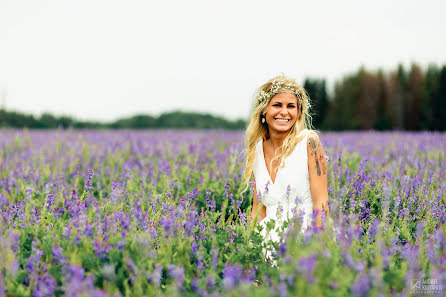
[309, 136, 327, 176]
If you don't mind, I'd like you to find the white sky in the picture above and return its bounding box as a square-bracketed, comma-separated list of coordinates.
[1, 0, 445, 122]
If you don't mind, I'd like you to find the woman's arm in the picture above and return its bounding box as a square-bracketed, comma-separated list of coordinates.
[249, 177, 266, 228]
[307, 132, 329, 229]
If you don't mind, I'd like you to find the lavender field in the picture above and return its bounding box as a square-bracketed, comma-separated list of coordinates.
[0, 129, 445, 297]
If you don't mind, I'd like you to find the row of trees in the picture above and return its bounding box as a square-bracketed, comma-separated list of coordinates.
[0, 110, 246, 130]
[305, 63, 446, 130]
[1, 62, 445, 130]
[111, 112, 245, 129]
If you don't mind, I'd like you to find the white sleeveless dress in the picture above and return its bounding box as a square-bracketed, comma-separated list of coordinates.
[253, 129, 314, 264]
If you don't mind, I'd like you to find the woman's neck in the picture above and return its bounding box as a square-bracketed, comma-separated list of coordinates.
[267, 130, 288, 151]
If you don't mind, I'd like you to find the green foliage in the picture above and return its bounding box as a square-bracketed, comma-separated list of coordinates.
[0, 110, 246, 130]
[304, 78, 329, 130]
[323, 73, 361, 130]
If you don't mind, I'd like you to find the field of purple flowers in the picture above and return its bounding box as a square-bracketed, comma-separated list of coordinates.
[0, 129, 445, 297]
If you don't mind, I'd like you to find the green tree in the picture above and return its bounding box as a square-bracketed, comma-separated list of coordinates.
[431, 65, 446, 131]
[357, 67, 381, 129]
[419, 64, 440, 130]
[39, 113, 58, 128]
[323, 73, 360, 130]
[111, 114, 156, 129]
[407, 63, 424, 130]
[373, 70, 391, 130]
[303, 78, 329, 129]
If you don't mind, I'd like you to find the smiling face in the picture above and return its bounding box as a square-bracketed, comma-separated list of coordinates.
[264, 91, 299, 135]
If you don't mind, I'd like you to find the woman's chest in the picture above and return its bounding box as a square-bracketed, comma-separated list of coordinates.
[262, 143, 281, 184]
[261, 141, 309, 188]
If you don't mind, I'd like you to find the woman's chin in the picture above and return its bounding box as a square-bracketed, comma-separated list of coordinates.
[271, 124, 292, 133]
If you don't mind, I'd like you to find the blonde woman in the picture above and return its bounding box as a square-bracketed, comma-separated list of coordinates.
[244, 75, 329, 265]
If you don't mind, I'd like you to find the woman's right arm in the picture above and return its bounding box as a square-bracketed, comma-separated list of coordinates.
[249, 177, 266, 227]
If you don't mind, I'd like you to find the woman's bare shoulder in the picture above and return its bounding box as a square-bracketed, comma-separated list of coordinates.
[296, 128, 318, 141]
[306, 130, 323, 150]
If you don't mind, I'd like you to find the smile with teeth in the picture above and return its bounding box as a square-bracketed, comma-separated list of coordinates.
[274, 118, 290, 122]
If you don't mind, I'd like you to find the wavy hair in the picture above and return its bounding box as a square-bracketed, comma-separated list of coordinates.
[241, 74, 316, 194]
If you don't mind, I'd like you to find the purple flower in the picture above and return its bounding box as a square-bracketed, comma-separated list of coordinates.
[0, 192, 8, 208]
[342, 250, 355, 269]
[242, 268, 256, 284]
[32, 273, 57, 297]
[298, 255, 316, 283]
[148, 226, 157, 239]
[191, 242, 199, 255]
[278, 282, 287, 297]
[354, 260, 365, 272]
[278, 242, 287, 257]
[238, 212, 247, 226]
[46, 193, 56, 210]
[433, 226, 445, 249]
[26, 248, 44, 276]
[191, 277, 200, 292]
[276, 203, 284, 218]
[8, 231, 20, 253]
[286, 184, 291, 198]
[205, 190, 212, 207]
[264, 181, 271, 195]
[9, 259, 18, 277]
[211, 247, 219, 268]
[63, 224, 72, 239]
[401, 244, 419, 269]
[184, 210, 197, 237]
[196, 256, 205, 270]
[63, 265, 107, 297]
[85, 168, 94, 192]
[102, 217, 108, 234]
[351, 271, 371, 297]
[168, 264, 185, 289]
[52, 244, 66, 264]
[84, 222, 94, 237]
[353, 224, 363, 241]
[67, 265, 85, 281]
[321, 249, 331, 258]
[148, 264, 163, 286]
[294, 195, 301, 206]
[257, 190, 263, 204]
[223, 263, 243, 290]
[159, 216, 173, 234]
[206, 275, 214, 290]
[117, 240, 125, 251]
[368, 218, 379, 239]
[94, 240, 112, 260]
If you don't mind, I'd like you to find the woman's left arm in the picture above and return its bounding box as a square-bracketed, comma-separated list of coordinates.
[307, 131, 329, 229]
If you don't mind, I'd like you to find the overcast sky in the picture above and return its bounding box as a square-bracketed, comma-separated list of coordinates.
[1, 0, 445, 122]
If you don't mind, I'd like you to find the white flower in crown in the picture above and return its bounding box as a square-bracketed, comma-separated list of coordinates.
[256, 79, 311, 109]
[257, 90, 272, 106]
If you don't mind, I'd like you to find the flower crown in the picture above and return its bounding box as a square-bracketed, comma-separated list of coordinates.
[256, 79, 310, 110]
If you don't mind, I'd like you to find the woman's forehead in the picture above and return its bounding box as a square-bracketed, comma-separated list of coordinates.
[270, 92, 298, 103]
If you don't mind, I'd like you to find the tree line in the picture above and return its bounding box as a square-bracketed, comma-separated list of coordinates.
[305, 63, 446, 131]
[0, 110, 246, 130]
[1, 62, 445, 130]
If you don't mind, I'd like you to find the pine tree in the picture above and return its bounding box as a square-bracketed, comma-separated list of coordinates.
[303, 78, 329, 129]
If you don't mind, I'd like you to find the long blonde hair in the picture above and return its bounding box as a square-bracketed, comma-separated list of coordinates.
[242, 74, 315, 193]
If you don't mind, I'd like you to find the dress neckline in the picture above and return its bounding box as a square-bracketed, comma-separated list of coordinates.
[259, 129, 308, 186]
[260, 138, 281, 186]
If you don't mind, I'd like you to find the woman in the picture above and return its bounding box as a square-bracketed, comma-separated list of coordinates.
[243, 75, 329, 265]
